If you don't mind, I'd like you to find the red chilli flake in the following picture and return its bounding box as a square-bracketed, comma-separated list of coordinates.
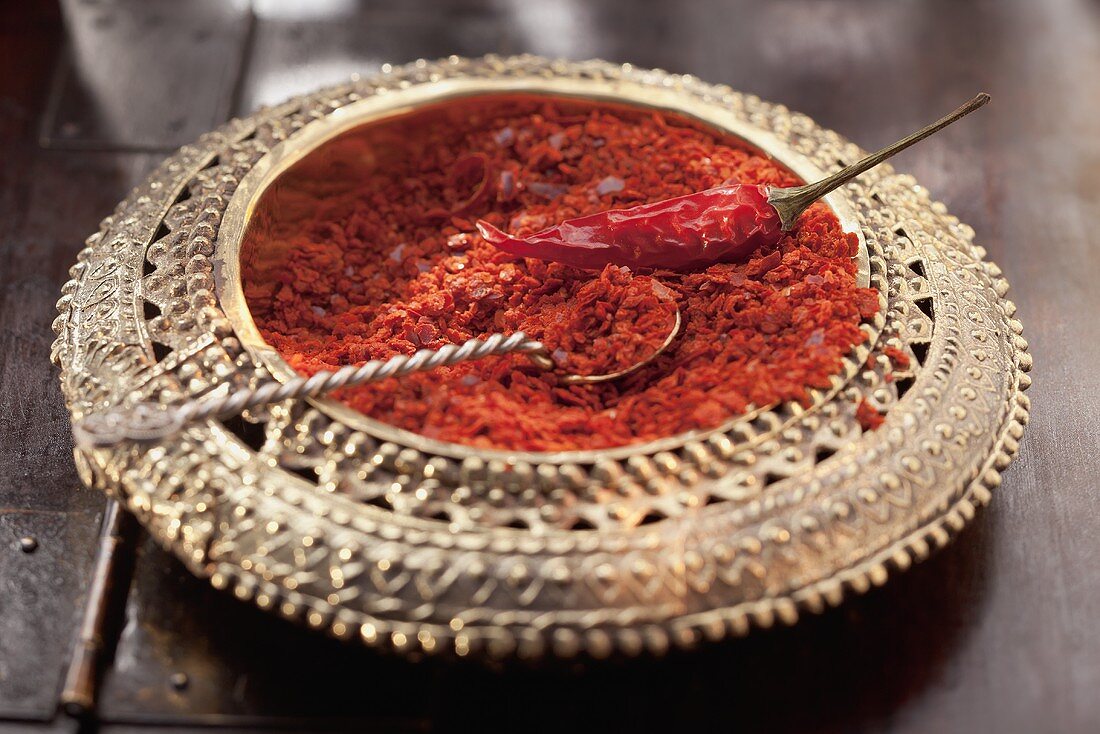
[241, 96, 881, 452]
[884, 346, 911, 370]
[856, 397, 886, 431]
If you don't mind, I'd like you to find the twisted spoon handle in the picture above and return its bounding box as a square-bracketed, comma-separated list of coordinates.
[73, 332, 548, 449]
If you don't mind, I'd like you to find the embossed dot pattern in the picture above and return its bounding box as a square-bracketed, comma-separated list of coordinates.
[53, 57, 1029, 660]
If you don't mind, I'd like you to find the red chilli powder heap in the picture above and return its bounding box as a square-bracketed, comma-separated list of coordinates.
[241, 96, 879, 452]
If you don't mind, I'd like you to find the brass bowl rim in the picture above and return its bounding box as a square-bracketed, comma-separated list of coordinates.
[214, 76, 870, 464]
[53, 54, 1029, 660]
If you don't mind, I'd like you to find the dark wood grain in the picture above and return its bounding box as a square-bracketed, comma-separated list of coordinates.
[235, 4, 517, 115]
[90, 517, 991, 732]
[40, 0, 253, 151]
[0, 3, 113, 721]
[0, 510, 101, 721]
[2, 0, 1098, 732]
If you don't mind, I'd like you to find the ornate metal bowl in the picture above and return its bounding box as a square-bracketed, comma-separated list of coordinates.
[52, 55, 1031, 660]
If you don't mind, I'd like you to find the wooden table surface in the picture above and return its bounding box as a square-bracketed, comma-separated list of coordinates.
[2, 1, 1098, 732]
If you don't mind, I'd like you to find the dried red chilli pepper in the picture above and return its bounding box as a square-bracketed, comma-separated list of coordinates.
[240, 94, 954, 451]
[477, 184, 782, 270]
[478, 94, 989, 271]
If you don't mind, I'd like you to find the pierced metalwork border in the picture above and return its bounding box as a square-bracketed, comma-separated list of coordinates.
[52, 55, 1031, 661]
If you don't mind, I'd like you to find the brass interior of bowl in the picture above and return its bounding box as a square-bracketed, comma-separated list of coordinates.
[214, 77, 870, 463]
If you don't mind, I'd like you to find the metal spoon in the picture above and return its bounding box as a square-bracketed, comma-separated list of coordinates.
[534, 307, 683, 385]
[78, 92, 992, 449]
[768, 92, 990, 229]
[72, 309, 683, 448]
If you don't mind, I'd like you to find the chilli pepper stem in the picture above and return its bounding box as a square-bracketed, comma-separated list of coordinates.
[477, 93, 989, 273]
[767, 92, 990, 230]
